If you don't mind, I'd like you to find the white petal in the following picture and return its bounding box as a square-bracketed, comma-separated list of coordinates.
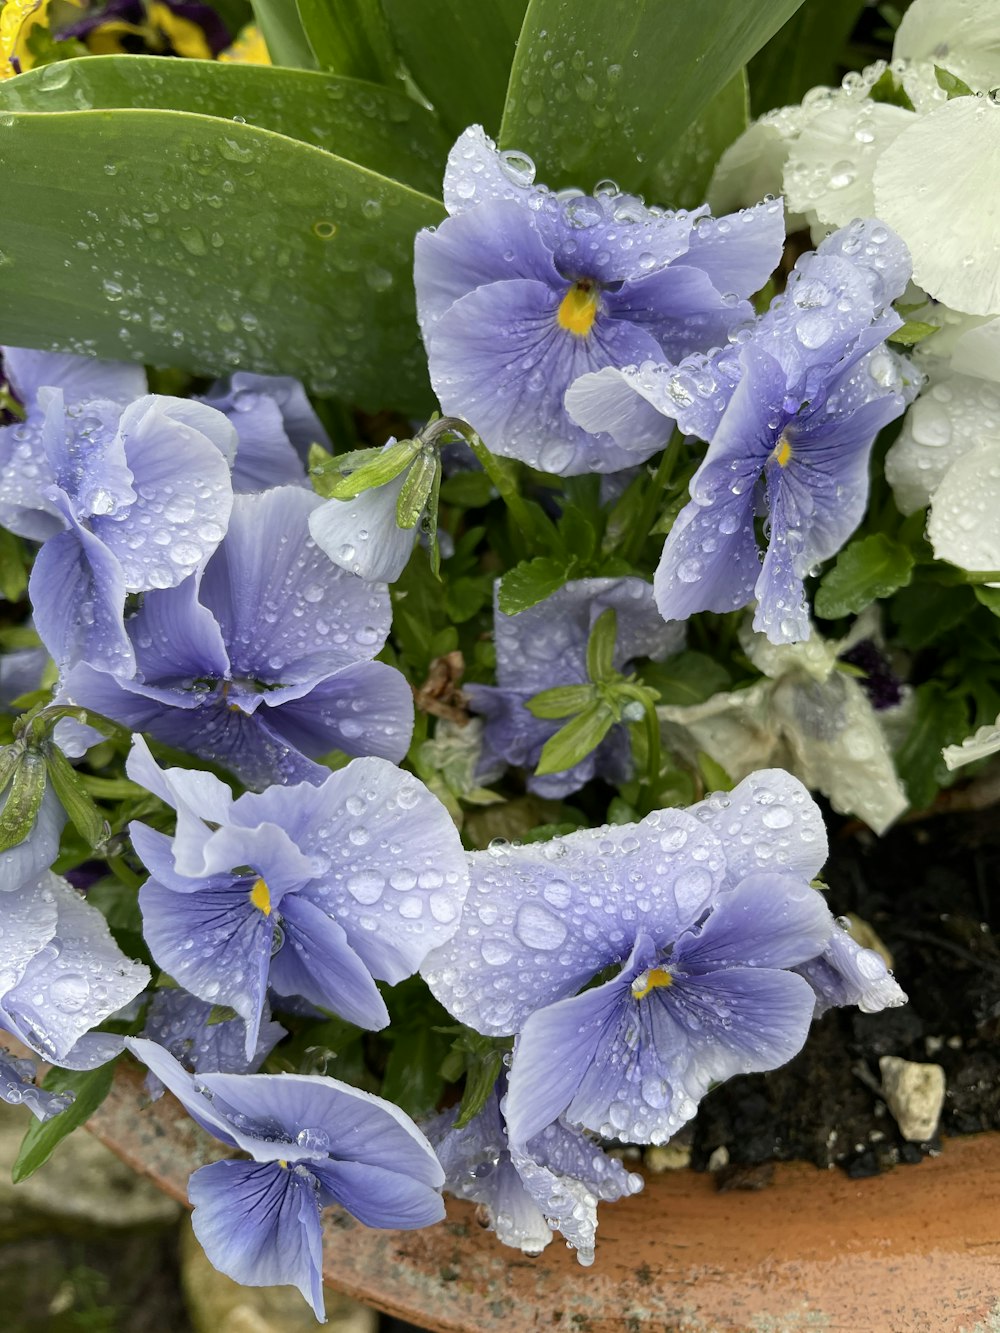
[785, 99, 913, 230]
[926, 435, 1000, 569]
[874, 98, 1000, 315]
[949, 315, 1000, 383]
[885, 373, 1000, 513]
[942, 713, 1000, 770]
[707, 116, 802, 217]
[894, 0, 1000, 92]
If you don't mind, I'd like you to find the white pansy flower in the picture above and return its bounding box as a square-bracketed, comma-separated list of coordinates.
[658, 616, 909, 834]
[942, 715, 1000, 771]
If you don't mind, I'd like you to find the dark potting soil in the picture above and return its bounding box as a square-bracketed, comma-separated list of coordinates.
[690, 803, 1000, 1179]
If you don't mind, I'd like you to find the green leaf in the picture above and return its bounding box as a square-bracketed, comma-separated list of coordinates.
[535, 700, 616, 776]
[395, 450, 438, 528]
[251, 0, 317, 68]
[895, 682, 968, 810]
[327, 440, 419, 499]
[0, 748, 46, 853]
[526, 684, 596, 719]
[974, 586, 1000, 619]
[383, 0, 526, 138]
[453, 1034, 509, 1130]
[643, 68, 748, 209]
[297, 0, 400, 84]
[815, 534, 914, 619]
[888, 320, 939, 348]
[935, 65, 974, 99]
[12, 1064, 115, 1183]
[869, 67, 915, 111]
[42, 744, 106, 848]
[697, 750, 734, 792]
[586, 607, 617, 683]
[500, 0, 808, 192]
[0, 527, 28, 603]
[0, 57, 449, 199]
[439, 470, 496, 509]
[643, 651, 731, 707]
[891, 582, 976, 650]
[747, 0, 865, 115]
[0, 108, 444, 413]
[498, 556, 572, 615]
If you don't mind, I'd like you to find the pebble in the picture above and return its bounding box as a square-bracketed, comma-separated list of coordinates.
[879, 1056, 946, 1141]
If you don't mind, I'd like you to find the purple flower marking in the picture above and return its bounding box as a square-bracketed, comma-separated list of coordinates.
[569, 219, 920, 643]
[0, 347, 235, 676]
[58, 486, 414, 789]
[126, 1038, 445, 1320]
[427, 1076, 642, 1265]
[424, 770, 839, 1145]
[415, 126, 785, 475]
[466, 576, 683, 797]
[1, 871, 149, 1070]
[127, 736, 468, 1058]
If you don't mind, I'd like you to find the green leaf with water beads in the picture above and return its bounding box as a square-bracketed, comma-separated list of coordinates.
[325, 440, 421, 500]
[815, 534, 914, 619]
[0, 108, 444, 413]
[0, 747, 46, 853]
[643, 68, 748, 209]
[297, 0, 400, 85]
[526, 684, 597, 720]
[0, 57, 449, 197]
[12, 1064, 116, 1184]
[534, 700, 617, 776]
[42, 743, 106, 849]
[395, 449, 438, 529]
[586, 607, 617, 683]
[500, 0, 808, 193]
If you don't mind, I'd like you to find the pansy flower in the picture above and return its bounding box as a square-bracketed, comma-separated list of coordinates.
[200, 372, 330, 494]
[427, 1075, 642, 1265]
[57, 0, 230, 59]
[466, 577, 682, 798]
[570, 219, 917, 642]
[0, 346, 235, 677]
[127, 736, 468, 1057]
[1, 870, 150, 1070]
[127, 1038, 445, 1321]
[0, 1049, 73, 1121]
[797, 917, 906, 1018]
[415, 125, 785, 474]
[424, 769, 836, 1146]
[59, 486, 413, 789]
[141, 988, 286, 1093]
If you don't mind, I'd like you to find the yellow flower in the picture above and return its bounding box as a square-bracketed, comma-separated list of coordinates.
[217, 22, 270, 65]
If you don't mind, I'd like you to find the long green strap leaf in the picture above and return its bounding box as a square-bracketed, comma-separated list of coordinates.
[0, 108, 444, 411]
[500, 0, 807, 192]
[250, 0, 317, 69]
[0, 57, 449, 196]
[297, 0, 401, 85]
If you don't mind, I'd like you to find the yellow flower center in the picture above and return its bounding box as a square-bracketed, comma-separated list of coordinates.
[631, 967, 673, 1000]
[557, 282, 600, 337]
[249, 877, 272, 916]
[772, 432, 793, 468]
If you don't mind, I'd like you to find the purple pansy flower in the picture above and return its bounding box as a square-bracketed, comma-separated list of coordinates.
[466, 577, 683, 798]
[0, 346, 235, 677]
[58, 486, 414, 789]
[424, 770, 841, 1146]
[797, 917, 906, 1017]
[415, 126, 785, 475]
[126, 1037, 445, 1321]
[427, 1076, 642, 1265]
[568, 219, 919, 643]
[127, 736, 468, 1058]
[141, 988, 286, 1097]
[309, 440, 421, 585]
[200, 372, 331, 494]
[1, 870, 149, 1070]
[57, 1, 232, 57]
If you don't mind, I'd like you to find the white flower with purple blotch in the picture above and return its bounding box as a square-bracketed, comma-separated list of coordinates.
[424, 770, 870, 1147]
[127, 736, 468, 1058]
[126, 1038, 445, 1321]
[58, 486, 414, 789]
[415, 125, 785, 475]
[570, 219, 918, 643]
[0, 346, 235, 677]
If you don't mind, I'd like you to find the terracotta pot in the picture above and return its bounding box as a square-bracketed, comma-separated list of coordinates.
[88, 1062, 1000, 1333]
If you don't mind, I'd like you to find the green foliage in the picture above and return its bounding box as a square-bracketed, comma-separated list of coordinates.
[534, 701, 617, 776]
[0, 528, 29, 603]
[498, 556, 574, 615]
[250, 0, 317, 68]
[501, 0, 808, 193]
[815, 534, 914, 619]
[644, 70, 748, 210]
[13, 1064, 116, 1184]
[297, 0, 400, 84]
[0, 107, 443, 412]
[0, 746, 46, 852]
[888, 320, 940, 348]
[642, 651, 732, 707]
[895, 682, 968, 809]
[380, 977, 454, 1117]
[935, 65, 974, 99]
[747, 0, 865, 115]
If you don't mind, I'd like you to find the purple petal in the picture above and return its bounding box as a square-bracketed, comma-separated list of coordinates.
[142, 988, 285, 1080]
[39, 391, 134, 520]
[752, 475, 812, 644]
[129, 573, 230, 682]
[0, 871, 60, 983]
[677, 200, 786, 299]
[219, 373, 331, 458]
[608, 264, 753, 363]
[564, 366, 677, 461]
[797, 919, 907, 1017]
[29, 524, 134, 676]
[261, 661, 414, 765]
[269, 893, 390, 1031]
[124, 1037, 242, 1147]
[815, 218, 911, 312]
[0, 1049, 73, 1121]
[139, 878, 272, 1058]
[676, 872, 832, 972]
[0, 416, 64, 540]
[200, 377, 316, 492]
[690, 769, 829, 883]
[2, 346, 146, 408]
[188, 1160, 325, 1320]
[310, 1158, 444, 1229]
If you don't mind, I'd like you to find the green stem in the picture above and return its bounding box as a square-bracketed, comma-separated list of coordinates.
[467, 433, 557, 550]
[622, 428, 684, 565]
[641, 692, 661, 795]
